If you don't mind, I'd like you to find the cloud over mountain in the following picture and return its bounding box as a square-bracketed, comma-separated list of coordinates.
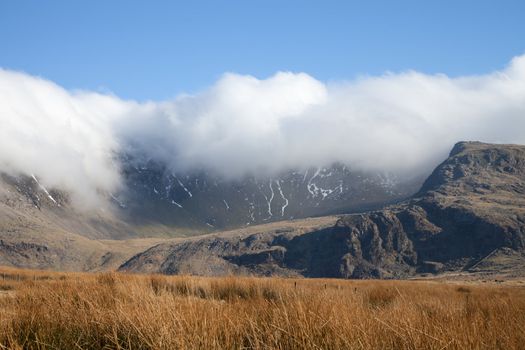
[1, 55, 525, 208]
[0, 69, 129, 208]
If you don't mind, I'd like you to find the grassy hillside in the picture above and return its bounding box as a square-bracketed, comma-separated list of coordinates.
[1, 267, 524, 349]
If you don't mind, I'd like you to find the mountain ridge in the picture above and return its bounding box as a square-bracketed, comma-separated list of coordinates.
[119, 141, 525, 278]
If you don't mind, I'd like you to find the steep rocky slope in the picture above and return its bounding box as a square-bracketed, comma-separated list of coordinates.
[120, 142, 525, 278]
[117, 160, 419, 230]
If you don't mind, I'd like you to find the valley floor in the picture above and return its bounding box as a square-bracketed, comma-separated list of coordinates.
[0, 267, 524, 349]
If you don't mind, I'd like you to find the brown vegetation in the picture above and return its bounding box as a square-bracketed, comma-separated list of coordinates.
[0, 266, 524, 349]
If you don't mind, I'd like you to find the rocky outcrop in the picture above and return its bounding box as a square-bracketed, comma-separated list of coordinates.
[120, 142, 525, 278]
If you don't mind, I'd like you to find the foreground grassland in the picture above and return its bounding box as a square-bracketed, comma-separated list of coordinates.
[0, 267, 524, 349]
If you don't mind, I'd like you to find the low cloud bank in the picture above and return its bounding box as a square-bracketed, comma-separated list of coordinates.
[1, 55, 525, 208]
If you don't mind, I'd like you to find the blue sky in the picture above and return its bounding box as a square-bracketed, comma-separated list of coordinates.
[1, 0, 525, 100]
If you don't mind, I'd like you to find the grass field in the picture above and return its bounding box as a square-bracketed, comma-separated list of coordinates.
[0, 267, 524, 349]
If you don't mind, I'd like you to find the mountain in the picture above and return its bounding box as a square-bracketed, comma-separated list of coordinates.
[0, 157, 419, 270]
[120, 142, 525, 279]
[116, 159, 419, 230]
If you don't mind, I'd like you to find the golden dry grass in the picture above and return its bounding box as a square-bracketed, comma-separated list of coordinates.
[0, 266, 524, 349]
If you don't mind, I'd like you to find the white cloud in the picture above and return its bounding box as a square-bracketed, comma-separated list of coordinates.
[1, 55, 525, 208]
[0, 69, 130, 208]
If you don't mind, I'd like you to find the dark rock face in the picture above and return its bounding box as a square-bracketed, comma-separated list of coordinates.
[116, 159, 419, 230]
[120, 142, 525, 278]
